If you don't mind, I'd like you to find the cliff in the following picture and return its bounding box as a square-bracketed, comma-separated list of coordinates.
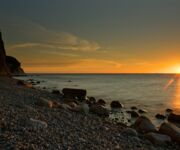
[0, 32, 24, 76]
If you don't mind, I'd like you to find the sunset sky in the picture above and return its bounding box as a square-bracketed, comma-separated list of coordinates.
[1, 0, 180, 73]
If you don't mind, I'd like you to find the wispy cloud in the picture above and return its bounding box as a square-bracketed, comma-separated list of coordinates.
[7, 22, 101, 52]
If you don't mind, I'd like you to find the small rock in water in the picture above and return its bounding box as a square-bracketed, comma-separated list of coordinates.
[145, 132, 171, 145]
[127, 111, 139, 118]
[97, 99, 106, 106]
[88, 97, 96, 104]
[131, 106, 137, 110]
[155, 114, 166, 120]
[166, 108, 173, 113]
[29, 118, 47, 130]
[138, 109, 147, 114]
[110, 101, 124, 109]
[52, 90, 60, 94]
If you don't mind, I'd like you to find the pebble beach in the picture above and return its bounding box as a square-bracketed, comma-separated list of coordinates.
[0, 77, 179, 150]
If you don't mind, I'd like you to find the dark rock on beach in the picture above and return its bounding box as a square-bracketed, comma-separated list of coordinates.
[62, 88, 86, 100]
[159, 122, 180, 144]
[97, 99, 106, 106]
[133, 116, 157, 133]
[155, 114, 166, 120]
[145, 132, 171, 145]
[110, 101, 124, 109]
[168, 113, 180, 124]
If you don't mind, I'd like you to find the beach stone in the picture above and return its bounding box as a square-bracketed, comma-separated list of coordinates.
[16, 80, 33, 88]
[110, 101, 124, 109]
[90, 104, 109, 117]
[29, 118, 47, 130]
[80, 102, 89, 114]
[134, 116, 157, 133]
[155, 114, 166, 120]
[36, 97, 53, 108]
[145, 132, 171, 145]
[62, 88, 86, 100]
[168, 113, 180, 124]
[121, 128, 138, 137]
[131, 106, 137, 110]
[159, 122, 180, 144]
[138, 109, 147, 114]
[131, 111, 139, 118]
[89, 97, 96, 104]
[97, 99, 106, 106]
[52, 90, 60, 94]
[166, 108, 173, 113]
[67, 102, 78, 108]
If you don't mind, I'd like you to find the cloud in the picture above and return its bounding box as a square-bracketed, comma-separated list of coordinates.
[6, 21, 101, 52]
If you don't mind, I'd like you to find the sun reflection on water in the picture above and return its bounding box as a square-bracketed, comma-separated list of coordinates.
[170, 75, 180, 113]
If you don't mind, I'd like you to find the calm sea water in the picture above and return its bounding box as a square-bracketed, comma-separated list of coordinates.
[16, 74, 180, 125]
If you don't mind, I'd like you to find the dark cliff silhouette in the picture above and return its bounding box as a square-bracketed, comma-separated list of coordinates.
[0, 32, 11, 76]
[0, 31, 24, 76]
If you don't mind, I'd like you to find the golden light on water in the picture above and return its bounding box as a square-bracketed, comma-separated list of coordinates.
[170, 76, 180, 113]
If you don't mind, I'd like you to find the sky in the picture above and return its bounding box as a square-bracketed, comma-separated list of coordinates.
[1, 0, 180, 73]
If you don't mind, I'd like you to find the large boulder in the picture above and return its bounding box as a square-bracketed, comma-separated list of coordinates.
[159, 122, 180, 144]
[6, 56, 24, 75]
[134, 116, 157, 133]
[62, 88, 86, 100]
[168, 113, 180, 124]
[0, 32, 11, 76]
[145, 132, 171, 145]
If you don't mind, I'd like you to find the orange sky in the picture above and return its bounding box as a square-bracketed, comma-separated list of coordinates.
[2, 1, 180, 73]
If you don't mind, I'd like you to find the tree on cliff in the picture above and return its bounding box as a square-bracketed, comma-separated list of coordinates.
[0, 31, 11, 76]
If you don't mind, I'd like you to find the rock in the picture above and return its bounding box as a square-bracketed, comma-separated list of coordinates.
[52, 90, 61, 95]
[90, 104, 109, 117]
[131, 111, 139, 118]
[62, 88, 86, 100]
[67, 102, 78, 108]
[80, 102, 89, 114]
[159, 122, 180, 144]
[97, 99, 106, 106]
[6, 56, 25, 75]
[168, 113, 180, 124]
[88, 97, 96, 104]
[145, 132, 171, 145]
[134, 116, 157, 133]
[29, 118, 47, 130]
[138, 109, 147, 114]
[131, 106, 137, 110]
[110, 101, 124, 109]
[0, 32, 11, 76]
[16, 80, 32, 88]
[35, 97, 53, 108]
[166, 108, 173, 113]
[155, 114, 166, 120]
[121, 128, 138, 137]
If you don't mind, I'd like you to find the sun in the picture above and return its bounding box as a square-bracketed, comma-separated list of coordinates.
[176, 67, 180, 74]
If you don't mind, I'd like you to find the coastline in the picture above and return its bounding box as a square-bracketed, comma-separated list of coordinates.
[0, 77, 179, 149]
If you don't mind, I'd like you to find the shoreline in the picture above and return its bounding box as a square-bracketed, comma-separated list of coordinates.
[0, 77, 179, 149]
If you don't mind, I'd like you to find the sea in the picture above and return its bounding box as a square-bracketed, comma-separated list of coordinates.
[15, 74, 180, 126]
